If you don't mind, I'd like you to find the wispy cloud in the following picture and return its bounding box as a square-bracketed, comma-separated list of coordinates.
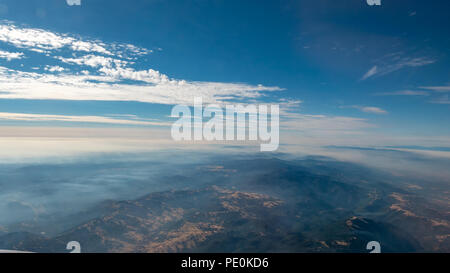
[281, 114, 373, 131]
[0, 22, 282, 105]
[430, 95, 450, 105]
[0, 22, 149, 56]
[0, 49, 23, 61]
[361, 54, 435, 80]
[0, 66, 282, 105]
[361, 66, 378, 80]
[0, 23, 109, 55]
[0, 20, 382, 143]
[0, 112, 170, 126]
[420, 86, 450, 93]
[375, 86, 450, 105]
[375, 90, 430, 96]
[341, 105, 388, 115]
[66, 0, 81, 6]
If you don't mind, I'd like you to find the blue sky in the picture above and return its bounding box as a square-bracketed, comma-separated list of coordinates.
[0, 0, 449, 148]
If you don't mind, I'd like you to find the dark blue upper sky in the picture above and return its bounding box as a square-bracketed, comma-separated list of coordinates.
[0, 0, 449, 144]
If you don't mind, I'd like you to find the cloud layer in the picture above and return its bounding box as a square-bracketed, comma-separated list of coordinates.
[0, 22, 282, 105]
[0, 112, 170, 126]
[0, 21, 383, 138]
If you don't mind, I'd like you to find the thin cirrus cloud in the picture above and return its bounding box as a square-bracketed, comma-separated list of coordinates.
[420, 86, 450, 93]
[361, 56, 435, 80]
[0, 21, 380, 135]
[0, 112, 171, 126]
[361, 66, 378, 80]
[281, 113, 373, 131]
[418, 86, 450, 104]
[359, 106, 388, 114]
[375, 86, 450, 105]
[341, 105, 388, 115]
[375, 90, 430, 96]
[430, 95, 450, 105]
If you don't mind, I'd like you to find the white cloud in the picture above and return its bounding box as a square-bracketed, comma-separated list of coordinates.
[0, 22, 374, 140]
[375, 86, 450, 105]
[57, 55, 128, 68]
[44, 65, 65, 72]
[281, 114, 373, 131]
[430, 95, 450, 105]
[0, 22, 282, 105]
[359, 106, 388, 114]
[420, 86, 450, 92]
[375, 90, 430, 96]
[66, 0, 81, 6]
[361, 56, 435, 80]
[0, 50, 23, 61]
[0, 112, 170, 126]
[0, 66, 282, 105]
[0, 23, 110, 54]
[0, 22, 149, 57]
[361, 66, 378, 80]
[342, 105, 388, 115]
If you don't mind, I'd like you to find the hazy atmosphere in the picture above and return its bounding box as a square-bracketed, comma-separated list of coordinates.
[0, 0, 448, 253]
